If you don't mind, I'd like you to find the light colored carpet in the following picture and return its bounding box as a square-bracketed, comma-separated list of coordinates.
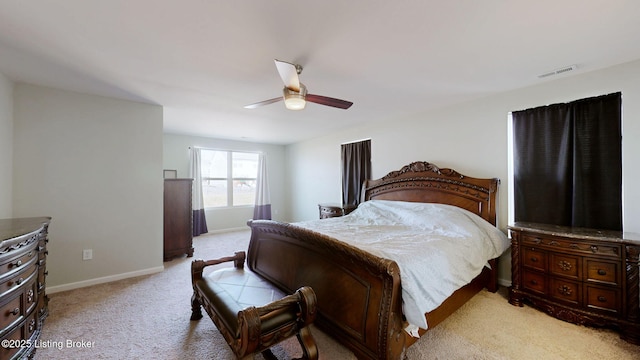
[35, 230, 640, 359]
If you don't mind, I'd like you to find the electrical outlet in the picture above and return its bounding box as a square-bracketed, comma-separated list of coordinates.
[83, 249, 93, 260]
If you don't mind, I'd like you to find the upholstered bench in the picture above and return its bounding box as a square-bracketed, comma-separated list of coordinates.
[190, 251, 318, 360]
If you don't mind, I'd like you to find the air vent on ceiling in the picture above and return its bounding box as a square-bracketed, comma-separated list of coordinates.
[538, 64, 578, 78]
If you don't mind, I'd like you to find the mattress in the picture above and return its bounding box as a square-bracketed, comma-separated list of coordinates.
[294, 200, 510, 331]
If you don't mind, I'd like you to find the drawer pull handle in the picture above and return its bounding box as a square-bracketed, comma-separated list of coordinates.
[530, 257, 539, 262]
[9, 308, 19, 316]
[598, 296, 607, 302]
[558, 285, 573, 296]
[549, 241, 559, 246]
[569, 243, 579, 249]
[590, 245, 598, 253]
[533, 238, 542, 244]
[558, 261, 572, 271]
[597, 269, 607, 276]
[10, 260, 22, 268]
[9, 278, 24, 286]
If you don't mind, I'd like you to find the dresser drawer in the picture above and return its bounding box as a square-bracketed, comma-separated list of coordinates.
[0, 310, 38, 360]
[522, 234, 621, 259]
[522, 270, 546, 294]
[0, 291, 23, 332]
[549, 278, 581, 305]
[586, 285, 620, 314]
[0, 263, 37, 299]
[522, 247, 546, 272]
[0, 247, 37, 280]
[0, 318, 22, 360]
[549, 253, 580, 280]
[585, 259, 619, 286]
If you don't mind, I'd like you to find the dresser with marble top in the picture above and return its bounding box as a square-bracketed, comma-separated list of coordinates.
[508, 222, 640, 345]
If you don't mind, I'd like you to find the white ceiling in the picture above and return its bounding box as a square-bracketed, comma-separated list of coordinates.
[1, 1, 640, 145]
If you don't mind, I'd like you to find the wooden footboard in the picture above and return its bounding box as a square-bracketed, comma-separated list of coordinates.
[247, 220, 407, 360]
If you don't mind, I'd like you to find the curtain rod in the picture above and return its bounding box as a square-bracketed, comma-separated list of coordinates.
[189, 146, 263, 154]
[341, 138, 371, 145]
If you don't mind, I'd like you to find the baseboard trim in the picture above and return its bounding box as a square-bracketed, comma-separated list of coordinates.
[47, 266, 165, 294]
[498, 278, 512, 288]
[197, 227, 248, 235]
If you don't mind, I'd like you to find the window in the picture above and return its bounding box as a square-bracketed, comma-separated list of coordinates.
[200, 150, 259, 208]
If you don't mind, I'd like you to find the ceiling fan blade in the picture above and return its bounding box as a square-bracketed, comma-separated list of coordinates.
[274, 59, 300, 92]
[306, 94, 353, 109]
[244, 97, 283, 109]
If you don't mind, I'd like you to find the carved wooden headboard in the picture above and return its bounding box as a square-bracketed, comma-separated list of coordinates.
[362, 161, 499, 226]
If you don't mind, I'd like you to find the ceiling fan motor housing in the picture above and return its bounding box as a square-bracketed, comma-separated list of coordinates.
[283, 83, 307, 110]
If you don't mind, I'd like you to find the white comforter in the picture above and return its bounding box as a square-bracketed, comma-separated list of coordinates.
[294, 200, 509, 331]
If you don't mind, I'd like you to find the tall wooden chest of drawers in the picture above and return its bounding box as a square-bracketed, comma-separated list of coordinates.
[0, 217, 50, 360]
[164, 179, 194, 261]
[508, 222, 640, 345]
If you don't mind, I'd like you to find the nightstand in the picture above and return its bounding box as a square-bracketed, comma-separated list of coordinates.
[318, 203, 356, 219]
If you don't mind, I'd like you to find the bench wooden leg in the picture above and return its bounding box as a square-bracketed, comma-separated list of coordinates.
[295, 326, 318, 360]
[257, 328, 317, 360]
[190, 293, 203, 321]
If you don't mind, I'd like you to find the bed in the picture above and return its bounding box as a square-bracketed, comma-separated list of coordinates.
[247, 161, 508, 359]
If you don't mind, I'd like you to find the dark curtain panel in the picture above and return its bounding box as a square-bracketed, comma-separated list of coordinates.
[341, 139, 371, 207]
[513, 92, 622, 230]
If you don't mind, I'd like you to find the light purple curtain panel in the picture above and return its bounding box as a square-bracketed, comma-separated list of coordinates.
[253, 153, 272, 220]
[189, 147, 208, 236]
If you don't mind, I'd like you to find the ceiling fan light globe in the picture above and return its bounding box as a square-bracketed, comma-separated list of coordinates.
[283, 84, 307, 110]
[284, 95, 306, 110]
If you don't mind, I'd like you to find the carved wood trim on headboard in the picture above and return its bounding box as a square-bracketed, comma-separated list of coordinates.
[362, 161, 499, 226]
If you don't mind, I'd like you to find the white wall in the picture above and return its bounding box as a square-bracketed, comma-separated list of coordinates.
[163, 133, 287, 230]
[0, 73, 13, 218]
[13, 84, 164, 291]
[286, 59, 640, 285]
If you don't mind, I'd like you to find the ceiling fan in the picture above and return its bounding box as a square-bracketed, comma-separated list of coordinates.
[244, 59, 353, 111]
